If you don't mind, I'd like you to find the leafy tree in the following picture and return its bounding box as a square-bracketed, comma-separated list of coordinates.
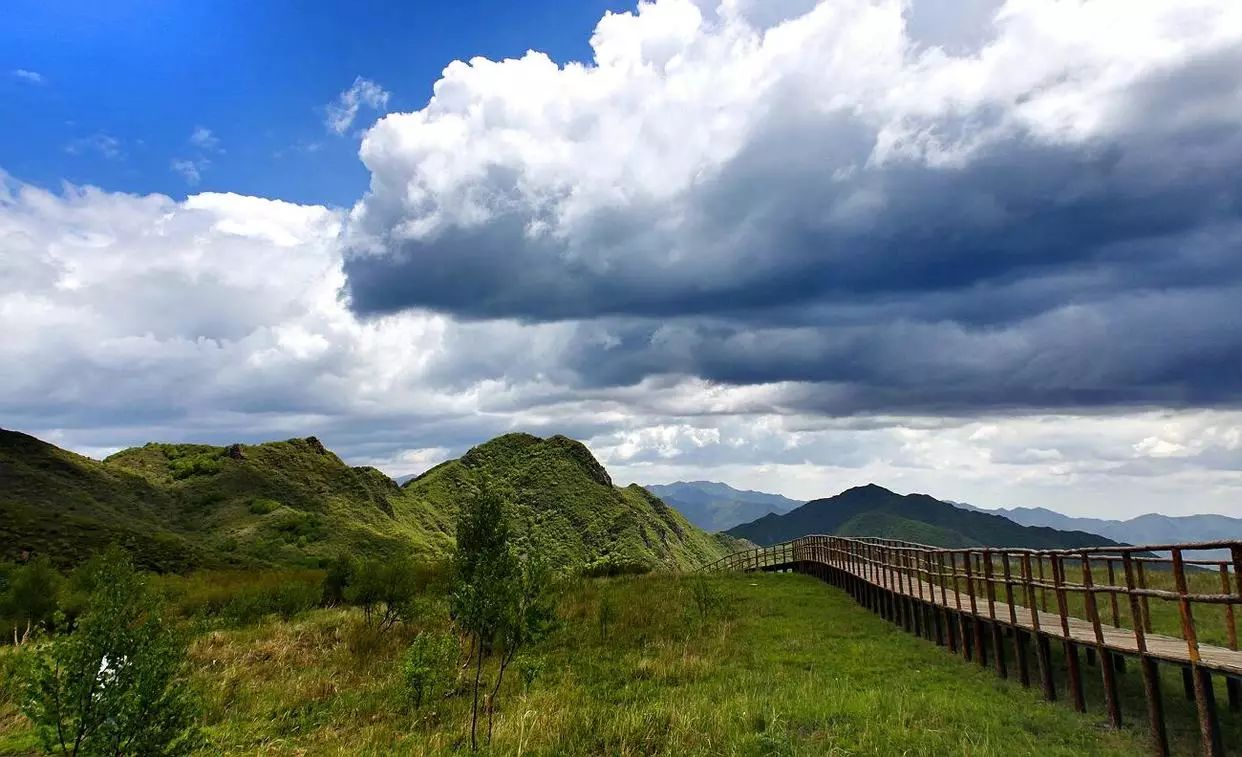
[17, 549, 200, 756]
[320, 553, 356, 606]
[400, 630, 459, 710]
[0, 556, 63, 642]
[345, 556, 421, 630]
[450, 483, 556, 749]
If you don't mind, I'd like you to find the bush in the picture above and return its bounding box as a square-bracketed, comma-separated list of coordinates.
[346, 557, 421, 630]
[400, 631, 459, 710]
[321, 554, 356, 606]
[516, 655, 545, 692]
[169, 453, 222, 480]
[16, 549, 201, 755]
[580, 556, 652, 578]
[0, 556, 63, 641]
[248, 497, 280, 515]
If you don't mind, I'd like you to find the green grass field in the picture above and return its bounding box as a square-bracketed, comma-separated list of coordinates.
[0, 571, 1184, 755]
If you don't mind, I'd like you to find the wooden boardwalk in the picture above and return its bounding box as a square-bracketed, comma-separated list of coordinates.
[702, 535, 1242, 756]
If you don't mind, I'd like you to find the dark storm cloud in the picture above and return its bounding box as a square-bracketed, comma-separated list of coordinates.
[339, 0, 1242, 415]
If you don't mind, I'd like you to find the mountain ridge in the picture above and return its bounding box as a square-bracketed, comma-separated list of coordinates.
[644, 480, 801, 532]
[727, 483, 1126, 550]
[1, 428, 737, 572]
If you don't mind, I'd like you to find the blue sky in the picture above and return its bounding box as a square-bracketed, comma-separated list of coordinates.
[3, 0, 1242, 518]
[1, 0, 630, 206]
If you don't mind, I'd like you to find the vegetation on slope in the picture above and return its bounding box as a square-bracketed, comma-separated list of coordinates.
[0, 571, 1170, 755]
[2, 429, 735, 573]
[728, 483, 1126, 549]
[404, 433, 739, 571]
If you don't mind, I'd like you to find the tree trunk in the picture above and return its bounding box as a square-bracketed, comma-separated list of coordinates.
[470, 637, 484, 751]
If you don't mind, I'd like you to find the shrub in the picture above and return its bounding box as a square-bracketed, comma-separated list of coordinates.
[400, 631, 459, 710]
[580, 556, 652, 578]
[346, 557, 421, 630]
[16, 549, 201, 755]
[516, 655, 545, 692]
[0, 556, 63, 641]
[168, 453, 222, 480]
[321, 554, 356, 606]
[248, 497, 280, 515]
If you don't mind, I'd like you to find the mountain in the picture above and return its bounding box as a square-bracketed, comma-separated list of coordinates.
[1, 428, 737, 572]
[644, 481, 802, 532]
[957, 505, 1242, 558]
[727, 483, 1125, 550]
[403, 434, 740, 570]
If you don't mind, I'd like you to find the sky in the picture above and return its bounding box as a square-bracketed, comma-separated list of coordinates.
[2, 0, 1242, 519]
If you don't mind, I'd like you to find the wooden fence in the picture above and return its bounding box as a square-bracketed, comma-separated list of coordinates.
[701, 535, 1242, 756]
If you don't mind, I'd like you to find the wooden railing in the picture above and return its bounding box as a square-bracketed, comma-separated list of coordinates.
[702, 535, 1242, 757]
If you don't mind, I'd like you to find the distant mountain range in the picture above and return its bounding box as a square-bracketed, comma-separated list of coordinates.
[1, 429, 738, 572]
[643, 481, 801, 532]
[953, 503, 1242, 558]
[727, 483, 1124, 550]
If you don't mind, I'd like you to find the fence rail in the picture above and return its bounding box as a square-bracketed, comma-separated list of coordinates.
[702, 535, 1242, 757]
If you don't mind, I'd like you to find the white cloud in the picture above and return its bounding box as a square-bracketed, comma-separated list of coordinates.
[4, 1, 1242, 521]
[325, 77, 391, 135]
[64, 134, 122, 160]
[170, 158, 208, 185]
[189, 126, 221, 152]
[342, 0, 1242, 322]
[11, 69, 45, 85]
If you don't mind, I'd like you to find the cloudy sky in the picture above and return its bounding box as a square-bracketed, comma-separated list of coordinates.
[3, 0, 1241, 518]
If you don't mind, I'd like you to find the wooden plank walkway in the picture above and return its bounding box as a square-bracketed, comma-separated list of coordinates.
[703, 534, 1242, 756]
[844, 558, 1242, 675]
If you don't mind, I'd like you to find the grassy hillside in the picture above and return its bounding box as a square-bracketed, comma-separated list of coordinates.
[404, 433, 738, 571]
[2, 429, 734, 572]
[0, 430, 207, 571]
[0, 572, 1165, 755]
[644, 481, 801, 532]
[728, 484, 1125, 549]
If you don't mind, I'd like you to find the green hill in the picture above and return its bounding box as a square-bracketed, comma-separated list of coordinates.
[727, 484, 1123, 550]
[1, 428, 736, 572]
[402, 433, 739, 570]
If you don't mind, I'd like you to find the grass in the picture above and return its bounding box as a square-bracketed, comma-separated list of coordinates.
[0, 572, 1169, 755]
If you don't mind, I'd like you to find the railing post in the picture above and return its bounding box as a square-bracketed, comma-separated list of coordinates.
[1229, 546, 1242, 711]
[1172, 547, 1224, 756]
[1023, 553, 1055, 702]
[1123, 552, 1167, 755]
[1001, 551, 1028, 686]
[1082, 553, 1121, 728]
[1052, 553, 1085, 712]
[983, 551, 1005, 678]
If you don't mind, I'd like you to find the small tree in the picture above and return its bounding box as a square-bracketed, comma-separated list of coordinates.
[320, 553, 355, 607]
[450, 483, 555, 750]
[400, 630, 459, 710]
[346, 556, 420, 630]
[0, 556, 63, 642]
[17, 549, 200, 756]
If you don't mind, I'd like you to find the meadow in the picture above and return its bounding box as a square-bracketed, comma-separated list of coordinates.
[1, 569, 1196, 755]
